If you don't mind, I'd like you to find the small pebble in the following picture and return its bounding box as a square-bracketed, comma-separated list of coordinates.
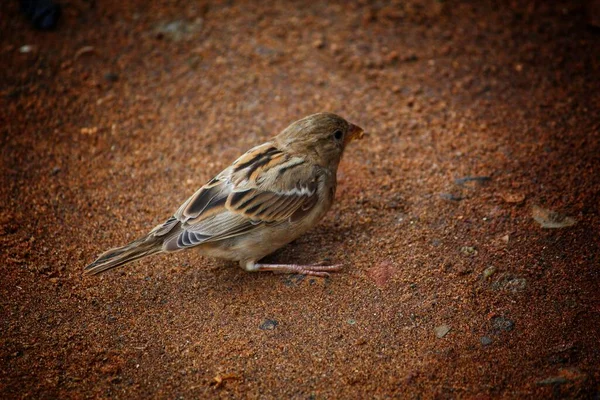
[259, 319, 278, 330]
[454, 176, 491, 186]
[104, 72, 119, 82]
[440, 193, 463, 201]
[492, 316, 514, 332]
[500, 192, 525, 204]
[482, 266, 496, 280]
[505, 277, 527, 292]
[74, 46, 95, 59]
[532, 205, 576, 228]
[460, 246, 478, 256]
[480, 336, 492, 346]
[537, 376, 568, 385]
[434, 325, 451, 338]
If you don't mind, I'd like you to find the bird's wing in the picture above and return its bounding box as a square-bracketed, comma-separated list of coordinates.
[154, 142, 321, 251]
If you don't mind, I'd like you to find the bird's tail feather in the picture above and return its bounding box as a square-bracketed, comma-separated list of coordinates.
[84, 236, 162, 275]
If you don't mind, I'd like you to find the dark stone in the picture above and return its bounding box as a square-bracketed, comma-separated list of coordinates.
[104, 73, 119, 82]
[259, 319, 278, 330]
[491, 316, 515, 332]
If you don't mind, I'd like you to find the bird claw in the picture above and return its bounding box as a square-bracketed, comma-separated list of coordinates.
[256, 263, 343, 277]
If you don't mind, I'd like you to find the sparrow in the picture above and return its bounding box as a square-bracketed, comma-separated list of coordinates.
[84, 113, 365, 277]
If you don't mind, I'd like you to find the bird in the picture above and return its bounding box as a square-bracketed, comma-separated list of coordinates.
[84, 113, 365, 277]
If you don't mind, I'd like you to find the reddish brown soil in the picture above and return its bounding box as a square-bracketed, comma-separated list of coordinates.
[2, 1, 599, 398]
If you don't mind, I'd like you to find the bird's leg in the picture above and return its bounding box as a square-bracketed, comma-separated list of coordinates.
[257, 263, 343, 277]
[243, 261, 343, 277]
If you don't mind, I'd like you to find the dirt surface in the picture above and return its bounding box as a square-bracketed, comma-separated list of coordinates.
[1, 0, 599, 398]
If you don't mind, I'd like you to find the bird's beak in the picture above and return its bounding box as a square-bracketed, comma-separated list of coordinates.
[346, 123, 366, 144]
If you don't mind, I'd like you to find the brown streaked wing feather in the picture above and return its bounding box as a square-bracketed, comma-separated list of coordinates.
[166, 142, 320, 249]
[226, 180, 318, 223]
[290, 192, 319, 222]
[231, 143, 284, 184]
[263, 194, 300, 219]
[177, 178, 230, 221]
[232, 144, 280, 171]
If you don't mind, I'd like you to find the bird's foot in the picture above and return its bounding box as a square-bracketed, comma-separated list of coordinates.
[255, 263, 343, 277]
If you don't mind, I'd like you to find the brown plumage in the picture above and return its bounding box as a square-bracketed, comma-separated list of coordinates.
[84, 113, 365, 277]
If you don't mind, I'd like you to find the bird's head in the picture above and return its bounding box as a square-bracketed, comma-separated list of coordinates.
[275, 113, 365, 170]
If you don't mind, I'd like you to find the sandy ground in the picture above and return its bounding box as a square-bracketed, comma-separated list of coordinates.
[1, 0, 599, 398]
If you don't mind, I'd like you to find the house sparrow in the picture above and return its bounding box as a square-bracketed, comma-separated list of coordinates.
[84, 113, 365, 277]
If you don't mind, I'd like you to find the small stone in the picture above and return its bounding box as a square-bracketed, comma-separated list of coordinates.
[492, 275, 527, 292]
[537, 376, 568, 385]
[505, 277, 527, 292]
[434, 325, 451, 338]
[154, 18, 204, 41]
[312, 38, 325, 49]
[480, 336, 492, 346]
[532, 205, 576, 228]
[482, 266, 496, 280]
[104, 72, 119, 82]
[347, 319, 356, 325]
[74, 46, 95, 59]
[385, 51, 399, 64]
[440, 193, 463, 201]
[492, 316, 514, 332]
[454, 176, 491, 186]
[19, 45, 34, 53]
[259, 319, 278, 330]
[80, 127, 98, 135]
[460, 246, 478, 256]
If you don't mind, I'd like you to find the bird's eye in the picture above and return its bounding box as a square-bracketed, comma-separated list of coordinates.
[333, 130, 343, 141]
